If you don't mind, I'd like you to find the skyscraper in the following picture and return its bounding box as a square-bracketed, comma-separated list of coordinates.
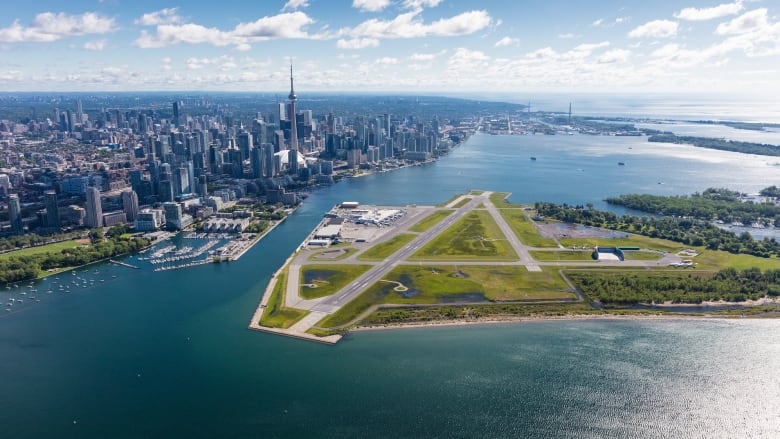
[288, 64, 298, 151]
[44, 190, 60, 228]
[85, 186, 103, 228]
[8, 193, 22, 235]
[122, 190, 139, 222]
[172, 101, 181, 127]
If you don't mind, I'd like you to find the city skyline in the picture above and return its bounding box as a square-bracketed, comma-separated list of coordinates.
[0, 1, 778, 94]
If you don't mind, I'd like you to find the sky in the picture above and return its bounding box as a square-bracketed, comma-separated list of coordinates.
[0, 0, 778, 95]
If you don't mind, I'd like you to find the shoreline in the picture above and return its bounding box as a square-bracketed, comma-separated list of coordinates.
[350, 311, 778, 334]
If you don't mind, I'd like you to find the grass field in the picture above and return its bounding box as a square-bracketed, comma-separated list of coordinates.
[622, 251, 664, 261]
[498, 209, 559, 248]
[408, 210, 453, 233]
[412, 210, 518, 261]
[531, 250, 594, 261]
[299, 264, 372, 299]
[469, 190, 484, 195]
[451, 197, 472, 208]
[357, 234, 417, 261]
[0, 239, 85, 261]
[314, 265, 573, 329]
[489, 192, 513, 207]
[691, 250, 780, 270]
[259, 271, 309, 329]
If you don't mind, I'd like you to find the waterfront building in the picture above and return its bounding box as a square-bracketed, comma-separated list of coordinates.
[163, 202, 184, 230]
[102, 211, 127, 227]
[8, 193, 23, 235]
[122, 190, 139, 222]
[134, 209, 164, 231]
[85, 186, 103, 228]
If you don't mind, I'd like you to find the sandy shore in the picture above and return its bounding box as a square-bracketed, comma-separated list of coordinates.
[350, 311, 779, 333]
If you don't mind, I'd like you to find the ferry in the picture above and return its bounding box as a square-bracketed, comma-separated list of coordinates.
[530, 157, 537, 161]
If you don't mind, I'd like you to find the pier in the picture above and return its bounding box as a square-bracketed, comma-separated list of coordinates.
[109, 259, 140, 269]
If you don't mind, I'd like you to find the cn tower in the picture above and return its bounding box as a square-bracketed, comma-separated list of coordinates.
[288, 63, 298, 151]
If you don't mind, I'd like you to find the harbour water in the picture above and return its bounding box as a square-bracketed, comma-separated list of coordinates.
[1, 131, 779, 437]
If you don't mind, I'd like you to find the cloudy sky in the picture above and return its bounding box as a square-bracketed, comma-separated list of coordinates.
[0, 0, 778, 94]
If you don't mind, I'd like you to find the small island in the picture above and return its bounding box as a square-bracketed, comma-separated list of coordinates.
[249, 191, 780, 344]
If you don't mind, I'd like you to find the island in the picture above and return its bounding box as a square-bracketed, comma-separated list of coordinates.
[249, 191, 780, 344]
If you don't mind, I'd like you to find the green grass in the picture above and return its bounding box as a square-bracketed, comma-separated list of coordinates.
[498, 209, 559, 248]
[531, 250, 594, 261]
[622, 251, 664, 261]
[408, 210, 453, 233]
[0, 239, 85, 261]
[691, 250, 780, 270]
[310, 247, 358, 261]
[489, 192, 513, 207]
[357, 234, 417, 261]
[299, 264, 372, 299]
[259, 271, 309, 329]
[314, 265, 573, 329]
[412, 210, 518, 261]
[451, 197, 472, 208]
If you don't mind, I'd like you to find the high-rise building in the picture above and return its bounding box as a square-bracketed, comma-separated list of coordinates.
[262, 143, 275, 178]
[122, 190, 139, 222]
[44, 190, 60, 228]
[172, 101, 181, 127]
[84, 187, 103, 228]
[162, 202, 183, 230]
[250, 145, 263, 179]
[288, 64, 298, 151]
[197, 175, 208, 198]
[8, 193, 23, 234]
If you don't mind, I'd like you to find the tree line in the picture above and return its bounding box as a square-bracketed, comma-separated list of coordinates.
[568, 267, 780, 305]
[648, 133, 780, 157]
[606, 187, 780, 227]
[0, 228, 150, 284]
[535, 202, 780, 258]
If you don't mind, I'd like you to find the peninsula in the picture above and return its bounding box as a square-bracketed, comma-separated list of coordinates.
[250, 191, 780, 344]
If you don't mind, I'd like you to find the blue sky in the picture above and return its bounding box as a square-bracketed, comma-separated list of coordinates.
[0, 0, 778, 94]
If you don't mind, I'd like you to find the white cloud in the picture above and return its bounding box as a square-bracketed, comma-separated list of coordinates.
[558, 33, 577, 39]
[598, 49, 631, 63]
[448, 47, 489, 70]
[494, 36, 518, 47]
[282, 0, 310, 12]
[375, 57, 398, 65]
[592, 18, 604, 27]
[675, 1, 743, 21]
[135, 12, 316, 48]
[235, 43, 252, 51]
[0, 12, 116, 43]
[716, 8, 768, 35]
[345, 9, 491, 39]
[135, 8, 181, 26]
[352, 0, 391, 12]
[83, 39, 107, 51]
[628, 20, 678, 38]
[403, 0, 443, 9]
[409, 51, 444, 60]
[186, 55, 234, 70]
[336, 37, 379, 49]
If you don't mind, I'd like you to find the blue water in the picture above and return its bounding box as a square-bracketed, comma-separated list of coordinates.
[1, 132, 779, 438]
